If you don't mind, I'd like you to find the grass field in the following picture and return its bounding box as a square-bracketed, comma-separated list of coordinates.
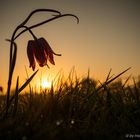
[0, 69, 140, 140]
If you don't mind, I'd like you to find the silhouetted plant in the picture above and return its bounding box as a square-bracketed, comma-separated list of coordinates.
[5, 9, 79, 117]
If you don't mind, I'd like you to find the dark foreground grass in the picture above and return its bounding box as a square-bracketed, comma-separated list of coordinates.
[0, 72, 140, 140]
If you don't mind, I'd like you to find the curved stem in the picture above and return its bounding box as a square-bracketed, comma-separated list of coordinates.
[14, 14, 79, 40]
[5, 40, 17, 116]
[9, 9, 61, 66]
[6, 26, 20, 117]
[19, 9, 61, 27]
[20, 25, 38, 40]
[9, 9, 60, 64]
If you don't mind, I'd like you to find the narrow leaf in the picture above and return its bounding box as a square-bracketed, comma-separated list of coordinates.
[9, 70, 38, 104]
[96, 67, 131, 92]
[122, 74, 132, 88]
[18, 69, 38, 93]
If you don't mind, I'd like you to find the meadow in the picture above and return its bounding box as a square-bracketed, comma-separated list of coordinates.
[0, 69, 140, 140]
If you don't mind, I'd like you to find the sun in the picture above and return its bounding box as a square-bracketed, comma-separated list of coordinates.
[42, 80, 52, 89]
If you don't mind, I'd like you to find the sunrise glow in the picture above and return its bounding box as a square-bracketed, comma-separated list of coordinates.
[41, 80, 52, 89]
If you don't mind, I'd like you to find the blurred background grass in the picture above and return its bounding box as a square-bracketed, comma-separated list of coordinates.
[0, 68, 140, 140]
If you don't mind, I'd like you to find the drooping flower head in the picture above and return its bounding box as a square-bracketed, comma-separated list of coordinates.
[27, 37, 61, 71]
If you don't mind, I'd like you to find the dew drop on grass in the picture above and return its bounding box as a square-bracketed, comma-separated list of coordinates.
[71, 120, 75, 124]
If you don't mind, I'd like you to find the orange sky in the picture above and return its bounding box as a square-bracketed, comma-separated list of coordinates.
[0, 0, 140, 93]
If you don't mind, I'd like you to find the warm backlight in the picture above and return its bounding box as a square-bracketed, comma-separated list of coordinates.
[42, 80, 52, 89]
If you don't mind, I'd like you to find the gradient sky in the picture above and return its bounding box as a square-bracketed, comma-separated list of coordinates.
[0, 0, 140, 92]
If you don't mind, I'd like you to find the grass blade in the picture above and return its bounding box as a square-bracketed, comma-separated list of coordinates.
[18, 70, 38, 94]
[18, 70, 38, 93]
[88, 67, 131, 99]
[97, 67, 131, 92]
[8, 70, 38, 107]
[122, 74, 132, 88]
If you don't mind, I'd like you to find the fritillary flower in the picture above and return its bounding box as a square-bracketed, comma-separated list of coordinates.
[27, 37, 61, 71]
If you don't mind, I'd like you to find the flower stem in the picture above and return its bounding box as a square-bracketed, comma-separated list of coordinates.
[14, 14, 79, 40]
[20, 26, 38, 40]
